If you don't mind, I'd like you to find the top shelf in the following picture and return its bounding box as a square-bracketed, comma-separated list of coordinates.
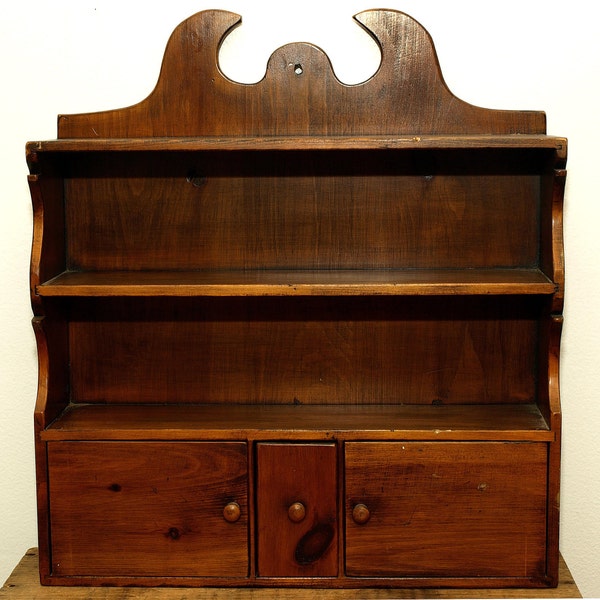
[26, 134, 567, 156]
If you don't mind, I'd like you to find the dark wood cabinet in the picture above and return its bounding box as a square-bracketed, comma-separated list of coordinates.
[27, 8, 565, 588]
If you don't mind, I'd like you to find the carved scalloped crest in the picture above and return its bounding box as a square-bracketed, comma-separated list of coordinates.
[57, 9, 545, 138]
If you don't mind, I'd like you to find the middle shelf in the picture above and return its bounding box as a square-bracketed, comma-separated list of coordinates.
[37, 268, 556, 297]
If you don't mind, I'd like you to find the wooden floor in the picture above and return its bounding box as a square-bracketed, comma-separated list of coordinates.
[0, 549, 581, 599]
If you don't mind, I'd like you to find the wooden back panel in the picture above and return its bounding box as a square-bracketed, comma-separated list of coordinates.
[68, 296, 541, 405]
[63, 149, 549, 272]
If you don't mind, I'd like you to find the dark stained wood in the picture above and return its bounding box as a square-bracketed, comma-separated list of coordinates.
[345, 442, 548, 579]
[546, 314, 564, 585]
[27, 7, 565, 589]
[47, 442, 248, 578]
[28, 173, 65, 314]
[31, 316, 68, 431]
[256, 443, 337, 577]
[54, 10, 546, 138]
[31, 311, 70, 579]
[66, 296, 540, 405]
[26, 134, 567, 154]
[58, 151, 544, 272]
[549, 169, 567, 313]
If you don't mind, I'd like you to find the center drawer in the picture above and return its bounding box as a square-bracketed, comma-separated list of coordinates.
[256, 442, 338, 577]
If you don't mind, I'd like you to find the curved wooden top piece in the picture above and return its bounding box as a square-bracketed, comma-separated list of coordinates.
[57, 9, 546, 138]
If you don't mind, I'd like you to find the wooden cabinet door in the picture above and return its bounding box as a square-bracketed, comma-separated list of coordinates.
[345, 442, 547, 578]
[256, 443, 338, 577]
[48, 442, 248, 577]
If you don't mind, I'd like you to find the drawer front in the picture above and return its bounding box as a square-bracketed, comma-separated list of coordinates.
[48, 441, 248, 577]
[256, 443, 338, 577]
[345, 442, 547, 578]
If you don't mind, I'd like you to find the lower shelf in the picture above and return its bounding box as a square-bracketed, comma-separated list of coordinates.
[41, 402, 553, 442]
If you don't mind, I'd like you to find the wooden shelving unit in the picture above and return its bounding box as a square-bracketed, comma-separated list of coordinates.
[28, 8, 565, 589]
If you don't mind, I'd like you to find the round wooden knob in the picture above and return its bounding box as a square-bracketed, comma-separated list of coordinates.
[352, 503, 371, 525]
[223, 502, 241, 523]
[288, 502, 306, 523]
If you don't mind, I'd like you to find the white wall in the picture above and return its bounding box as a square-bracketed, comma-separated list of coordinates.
[1, 1, 598, 595]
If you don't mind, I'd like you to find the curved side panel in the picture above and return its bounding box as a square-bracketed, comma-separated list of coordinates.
[550, 169, 567, 314]
[56, 9, 546, 138]
[547, 314, 563, 426]
[32, 316, 52, 580]
[545, 314, 563, 586]
[32, 316, 50, 429]
[30, 150, 70, 580]
[33, 312, 69, 578]
[532, 310, 561, 585]
[28, 174, 44, 315]
[32, 315, 69, 433]
[27, 155, 65, 315]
